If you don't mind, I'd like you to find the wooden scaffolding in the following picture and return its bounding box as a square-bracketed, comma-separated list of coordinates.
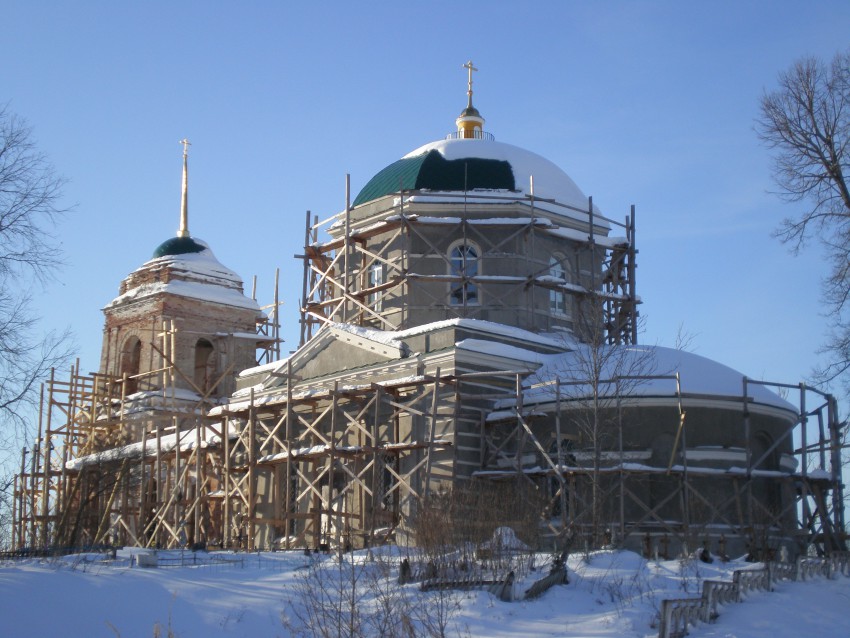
[299, 188, 639, 347]
[10, 310, 282, 551]
[214, 366, 457, 551]
[10, 342, 455, 552]
[475, 373, 847, 558]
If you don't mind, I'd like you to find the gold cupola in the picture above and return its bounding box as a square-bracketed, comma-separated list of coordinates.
[455, 60, 485, 139]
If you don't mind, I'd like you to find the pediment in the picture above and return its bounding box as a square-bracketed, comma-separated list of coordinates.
[255, 324, 408, 391]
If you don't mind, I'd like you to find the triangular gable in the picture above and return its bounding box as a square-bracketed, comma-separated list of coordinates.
[256, 324, 407, 391]
[327, 324, 406, 358]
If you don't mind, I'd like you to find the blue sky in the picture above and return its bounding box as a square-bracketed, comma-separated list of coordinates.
[3, 1, 849, 397]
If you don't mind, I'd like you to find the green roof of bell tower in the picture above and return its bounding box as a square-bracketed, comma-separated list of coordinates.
[153, 236, 207, 258]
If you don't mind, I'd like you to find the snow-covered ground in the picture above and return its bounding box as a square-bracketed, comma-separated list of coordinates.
[1, 547, 847, 637]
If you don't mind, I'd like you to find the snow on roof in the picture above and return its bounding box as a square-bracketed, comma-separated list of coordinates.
[124, 387, 206, 403]
[215, 375, 434, 415]
[473, 462, 802, 479]
[542, 226, 628, 249]
[400, 193, 612, 229]
[518, 344, 796, 413]
[235, 318, 569, 389]
[234, 320, 793, 416]
[139, 240, 244, 285]
[66, 421, 233, 470]
[237, 357, 288, 379]
[392, 317, 570, 349]
[106, 239, 260, 312]
[105, 279, 261, 311]
[257, 438, 450, 464]
[328, 322, 407, 350]
[402, 138, 602, 219]
[216, 331, 265, 340]
[455, 339, 550, 367]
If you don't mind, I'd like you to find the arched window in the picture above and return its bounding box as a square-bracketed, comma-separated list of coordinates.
[194, 339, 215, 393]
[449, 241, 480, 306]
[549, 254, 571, 318]
[121, 336, 142, 394]
[367, 261, 384, 312]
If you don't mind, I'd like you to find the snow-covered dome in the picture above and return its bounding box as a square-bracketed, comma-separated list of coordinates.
[524, 345, 796, 415]
[105, 238, 260, 312]
[353, 138, 599, 215]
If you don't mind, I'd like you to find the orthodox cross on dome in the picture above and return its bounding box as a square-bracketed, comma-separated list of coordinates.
[463, 60, 478, 108]
[456, 61, 484, 139]
[177, 138, 191, 238]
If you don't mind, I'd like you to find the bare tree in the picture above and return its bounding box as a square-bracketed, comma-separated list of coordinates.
[673, 322, 698, 353]
[0, 105, 72, 427]
[0, 105, 73, 546]
[755, 50, 850, 385]
[550, 303, 656, 549]
[284, 555, 369, 638]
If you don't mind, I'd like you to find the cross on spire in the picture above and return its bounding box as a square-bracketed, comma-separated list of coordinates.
[178, 138, 190, 238]
[463, 60, 478, 107]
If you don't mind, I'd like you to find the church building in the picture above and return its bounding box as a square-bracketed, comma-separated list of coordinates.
[11, 65, 844, 559]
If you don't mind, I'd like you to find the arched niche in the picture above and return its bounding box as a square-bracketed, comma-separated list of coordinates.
[120, 336, 142, 394]
[194, 338, 215, 393]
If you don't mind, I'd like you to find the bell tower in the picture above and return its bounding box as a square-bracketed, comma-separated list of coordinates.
[99, 141, 262, 401]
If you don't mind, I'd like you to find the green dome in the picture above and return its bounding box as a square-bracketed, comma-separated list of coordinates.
[353, 149, 515, 207]
[152, 236, 207, 258]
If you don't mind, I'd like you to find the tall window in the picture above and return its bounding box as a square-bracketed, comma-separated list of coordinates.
[549, 255, 569, 317]
[194, 339, 215, 392]
[449, 242, 480, 306]
[367, 262, 384, 312]
[121, 336, 142, 394]
[379, 454, 397, 512]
